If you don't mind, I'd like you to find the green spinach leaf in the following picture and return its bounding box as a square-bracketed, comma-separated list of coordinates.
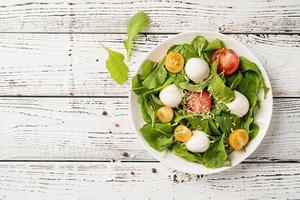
[204, 39, 225, 51]
[203, 134, 228, 168]
[215, 112, 241, 134]
[178, 82, 207, 92]
[140, 124, 174, 151]
[239, 56, 269, 96]
[141, 60, 156, 80]
[142, 57, 167, 89]
[208, 73, 235, 103]
[131, 74, 144, 94]
[172, 142, 204, 164]
[191, 35, 209, 55]
[168, 44, 198, 61]
[226, 71, 243, 90]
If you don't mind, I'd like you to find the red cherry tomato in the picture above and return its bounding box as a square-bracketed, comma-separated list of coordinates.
[211, 48, 240, 75]
[185, 91, 212, 113]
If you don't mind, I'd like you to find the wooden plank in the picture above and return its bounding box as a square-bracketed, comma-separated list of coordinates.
[0, 162, 298, 199]
[0, 0, 299, 33]
[0, 33, 299, 97]
[0, 97, 298, 162]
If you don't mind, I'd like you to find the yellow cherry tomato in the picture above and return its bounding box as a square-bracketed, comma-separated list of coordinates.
[165, 52, 185, 73]
[174, 125, 192, 143]
[229, 129, 249, 151]
[157, 106, 174, 123]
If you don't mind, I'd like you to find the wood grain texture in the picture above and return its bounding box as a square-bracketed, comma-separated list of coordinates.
[0, 97, 298, 162]
[0, 0, 299, 33]
[0, 162, 299, 200]
[0, 33, 299, 96]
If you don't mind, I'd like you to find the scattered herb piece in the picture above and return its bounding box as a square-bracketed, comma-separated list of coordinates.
[100, 43, 129, 84]
[124, 11, 149, 60]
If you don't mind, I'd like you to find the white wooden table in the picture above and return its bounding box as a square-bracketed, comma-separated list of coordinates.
[0, 0, 299, 199]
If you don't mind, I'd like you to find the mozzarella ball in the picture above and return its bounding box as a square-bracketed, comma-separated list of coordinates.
[226, 90, 249, 117]
[186, 130, 210, 153]
[185, 58, 210, 83]
[159, 84, 182, 108]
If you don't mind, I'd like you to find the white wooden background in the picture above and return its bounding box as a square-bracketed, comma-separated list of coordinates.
[0, 0, 299, 199]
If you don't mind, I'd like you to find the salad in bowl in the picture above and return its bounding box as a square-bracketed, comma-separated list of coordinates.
[130, 32, 272, 174]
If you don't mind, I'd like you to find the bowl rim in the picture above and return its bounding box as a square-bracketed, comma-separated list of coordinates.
[129, 31, 273, 174]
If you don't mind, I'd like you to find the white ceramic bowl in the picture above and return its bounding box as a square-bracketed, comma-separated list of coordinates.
[130, 31, 273, 174]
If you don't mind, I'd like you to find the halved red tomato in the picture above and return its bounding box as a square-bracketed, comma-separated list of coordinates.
[184, 91, 212, 113]
[211, 48, 240, 75]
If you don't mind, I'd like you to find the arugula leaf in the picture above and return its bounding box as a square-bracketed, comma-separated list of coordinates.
[101, 44, 129, 84]
[172, 142, 205, 164]
[142, 57, 167, 89]
[191, 35, 209, 55]
[204, 39, 225, 51]
[124, 12, 149, 60]
[203, 134, 228, 168]
[141, 60, 156, 79]
[140, 124, 174, 151]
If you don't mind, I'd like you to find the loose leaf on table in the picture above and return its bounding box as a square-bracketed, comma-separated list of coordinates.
[101, 43, 129, 84]
[203, 134, 228, 168]
[140, 124, 174, 152]
[124, 11, 149, 60]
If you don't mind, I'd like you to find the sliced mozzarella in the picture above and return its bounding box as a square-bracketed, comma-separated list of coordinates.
[186, 130, 210, 153]
[226, 90, 249, 117]
[185, 58, 210, 83]
[159, 84, 182, 108]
